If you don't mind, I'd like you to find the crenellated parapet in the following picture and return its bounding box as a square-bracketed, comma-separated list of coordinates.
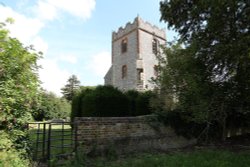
[106, 16, 166, 92]
[137, 17, 166, 40]
[112, 16, 166, 41]
[112, 17, 139, 41]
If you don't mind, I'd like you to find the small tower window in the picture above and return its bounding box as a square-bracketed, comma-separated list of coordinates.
[137, 69, 144, 85]
[122, 65, 127, 78]
[152, 38, 159, 55]
[121, 38, 127, 53]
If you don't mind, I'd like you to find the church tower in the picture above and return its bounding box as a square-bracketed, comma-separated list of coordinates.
[104, 17, 166, 91]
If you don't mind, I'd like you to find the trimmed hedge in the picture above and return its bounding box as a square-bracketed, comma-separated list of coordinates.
[71, 85, 155, 120]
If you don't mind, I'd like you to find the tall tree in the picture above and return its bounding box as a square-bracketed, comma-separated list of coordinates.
[0, 19, 40, 166]
[61, 75, 80, 101]
[159, 0, 250, 140]
[0, 19, 40, 131]
[33, 90, 71, 121]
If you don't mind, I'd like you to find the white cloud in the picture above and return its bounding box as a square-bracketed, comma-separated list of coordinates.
[0, 1, 96, 96]
[0, 4, 49, 70]
[88, 51, 111, 77]
[0, 5, 44, 44]
[32, 36, 49, 54]
[48, 0, 96, 19]
[38, 58, 71, 96]
[58, 54, 77, 64]
[35, 0, 96, 21]
[35, 0, 57, 21]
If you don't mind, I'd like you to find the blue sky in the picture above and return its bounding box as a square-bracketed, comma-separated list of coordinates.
[0, 0, 176, 96]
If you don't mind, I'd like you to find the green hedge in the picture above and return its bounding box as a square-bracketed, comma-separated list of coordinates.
[0, 131, 30, 167]
[71, 86, 155, 120]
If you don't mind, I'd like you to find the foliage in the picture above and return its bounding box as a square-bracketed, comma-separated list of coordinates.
[156, 0, 250, 140]
[152, 43, 212, 139]
[80, 85, 129, 117]
[0, 20, 40, 166]
[32, 90, 71, 121]
[61, 75, 81, 101]
[71, 86, 96, 121]
[0, 132, 29, 167]
[71, 86, 155, 120]
[66, 150, 250, 167]
[135, 91, 155, 116]
[0, 21, 40, 129]
[125, 90, 155, 116]
[125, 90, 139, 116]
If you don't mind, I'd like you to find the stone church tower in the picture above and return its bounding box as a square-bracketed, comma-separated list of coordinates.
[104, 17, 166, 91]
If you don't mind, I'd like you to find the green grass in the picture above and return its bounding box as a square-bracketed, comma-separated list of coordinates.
[67, 149, 250, 167]
[28, 123, 74, 162]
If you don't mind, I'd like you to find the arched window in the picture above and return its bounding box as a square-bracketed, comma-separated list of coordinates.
[122, 65, 127, 78]
[121, 38, 127, 53]
[152, 38, 159, 55]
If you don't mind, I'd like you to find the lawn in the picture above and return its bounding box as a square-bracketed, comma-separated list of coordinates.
[28, 122, 74, 163]
[67, 149, 250, 167]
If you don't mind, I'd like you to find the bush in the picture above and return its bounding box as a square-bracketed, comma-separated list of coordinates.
[125, 90, 139, 116]
[155, 109, 224, 141]
[71, 91, 82, 121]
[135, 91, 155, 116]
[81, 86, 129, 117]
[125, 90, 155, 116]
[71, 86, 155, 119]
[71, 86, 129, 119]
[0, 131, 30, 167]
[32, 90, 71, 121]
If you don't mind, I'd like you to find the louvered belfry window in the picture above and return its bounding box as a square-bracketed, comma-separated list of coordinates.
[122, 65, 127, 78]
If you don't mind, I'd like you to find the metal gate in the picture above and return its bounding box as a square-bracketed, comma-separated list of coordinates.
[27, 121, 78, 166]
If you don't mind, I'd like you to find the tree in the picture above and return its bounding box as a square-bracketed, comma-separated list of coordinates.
[61, 75, 80, 101]
[32, 90, 71, 121]
[0, 19, 40, 166]
[159, 0, 250, 140]
[0, 20, 40, 131]
[152, 42, 212, 139]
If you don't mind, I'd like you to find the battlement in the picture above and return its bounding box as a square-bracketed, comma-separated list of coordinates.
[112, 17, 139, 41]
[106, 17, 166, 91]
[112, 16, 166, 41]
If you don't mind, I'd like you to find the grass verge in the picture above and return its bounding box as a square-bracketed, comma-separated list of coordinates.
[28, 123, 73, 162]
[65, 149, 250, 167]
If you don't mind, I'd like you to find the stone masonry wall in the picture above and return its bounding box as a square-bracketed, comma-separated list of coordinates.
[139, 29, 166, 90]
[75, 116, 196, 154]
[105, 17, 167, 91]
[112, 30, 138, 91]
[104, 66, 113, 85]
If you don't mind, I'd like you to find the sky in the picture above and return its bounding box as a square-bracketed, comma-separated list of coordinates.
[0, 0, 176, 96]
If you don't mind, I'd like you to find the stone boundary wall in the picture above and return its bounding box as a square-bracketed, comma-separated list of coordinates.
[75, 116, 196, 154]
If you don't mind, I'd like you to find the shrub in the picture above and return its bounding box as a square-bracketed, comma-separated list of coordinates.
[125, 90, 139, 116]
[135, 91, 155, 116]
[154, 109, 224, 141]
[32, 90, 71, 121]
[71, 86, 156, 119]
[0, 131, 30, 167]
[81, 86, 129, 117]
[71, 86, 129, 118]
[71, 91, 82, 121]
